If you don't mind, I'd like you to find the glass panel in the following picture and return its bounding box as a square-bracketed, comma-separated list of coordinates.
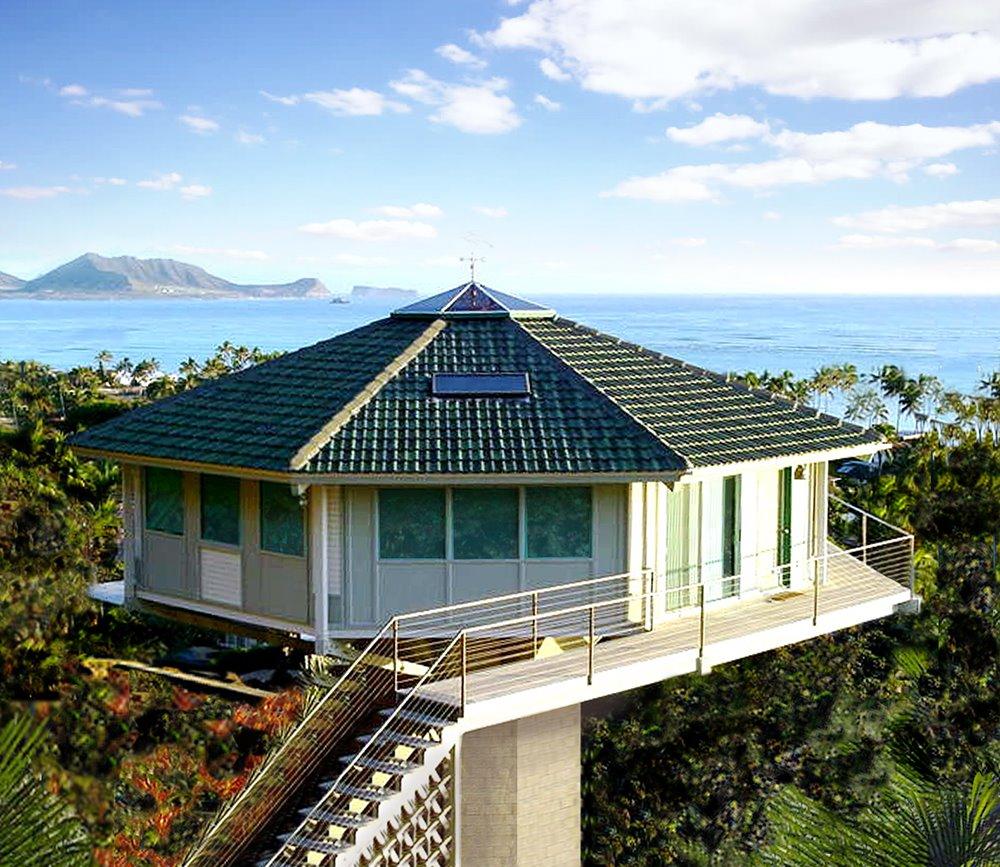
[526, 487, 592, 559]
[144, 467, 184, 535]
[453, 488, 518, 560]
[200, 474, 240, 545]
[722, 475, 741, 593]
[378, 488, 446, 560]
[260, 482, 304, 557]
[432, 373, 530, 397]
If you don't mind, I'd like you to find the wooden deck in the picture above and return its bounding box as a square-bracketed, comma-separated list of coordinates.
[416, 545, 912, 713]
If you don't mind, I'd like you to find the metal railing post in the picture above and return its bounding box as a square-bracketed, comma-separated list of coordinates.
[392, 618, 400, 701]
[812, 568, 819, 626]
[698, 584, 706, 659]
[460, 632, 467, 715]
[587, 606, 595, 685]
[531, 591, 539, 657]
[862, 513, 868, 564]
[909, 536, 916, 595]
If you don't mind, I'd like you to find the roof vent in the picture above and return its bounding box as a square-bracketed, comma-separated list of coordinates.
[432, 372, 531, 398]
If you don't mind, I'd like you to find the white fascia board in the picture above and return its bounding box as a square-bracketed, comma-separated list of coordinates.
[677, 442, 889, 482]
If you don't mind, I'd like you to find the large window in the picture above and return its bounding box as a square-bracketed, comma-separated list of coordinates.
[526, 487, 592, 558]
[453, 488, 519, 560]
[144, 467, 184, 535]
[260, 482, 304, 557]
[200, 474, 240, 545]
[379, 488, 446, 559]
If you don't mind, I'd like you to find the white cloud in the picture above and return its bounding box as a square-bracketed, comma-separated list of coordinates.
[234, 130, 265, 145]
[66, 85, 161, 116]
[762, 210, 781, 220]
[834, 198, 1000, 233]
[260, 90, 300, 106]
[0, 185, 72, 200]
[0, 161, 15, 170]
[667, 113, 770, 146]
[93, 176, 127, 185]
[534, 93, 561, 111]
[137, 171, 183, 191]
[180, 184, 212, 200]
[539, 58, 571, 82]
[483, 1, 1000, 103]
[179, 114, 220, 134]
[836, 234, 937, 249]
[836, 233, 1000, 253]
[298, 218, 438, 241]
[303, 88, 409, 116]
[924, 162, 959, 177]
[605, 121, 1000, 202]
[669, 236, 708, 247]
[943, 238, 1000, 253]
[390, 69, 521, 134]
[473, 205, 509, 218]
[173, 245, 268, 261]
[436, 43, 487, 68]
[371, 203, 443, 218]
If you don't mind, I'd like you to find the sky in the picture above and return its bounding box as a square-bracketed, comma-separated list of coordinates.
[2, 0, 1000, 295]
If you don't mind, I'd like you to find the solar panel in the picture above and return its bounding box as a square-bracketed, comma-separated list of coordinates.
[432, 372, 531, 397]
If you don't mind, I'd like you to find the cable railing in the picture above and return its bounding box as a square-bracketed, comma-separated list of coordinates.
[187, 503, 914, 867]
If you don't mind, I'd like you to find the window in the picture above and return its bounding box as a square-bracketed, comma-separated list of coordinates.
[453, 488, 518, 560]
[260, 482, 304, 557]
[200, 474, 240, 545]
[432, 372, 530, 397]
[379, 488, 446, 559]
[144, 467, 184, 535]
[526, 487, 592, 558]
[722, 475, 741, 582]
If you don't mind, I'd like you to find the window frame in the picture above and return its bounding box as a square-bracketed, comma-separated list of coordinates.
[375, 485, 596, 564]
[143, 466, 185, 536]
[199, 473, 242, 548]
[259, 481, 306, 558]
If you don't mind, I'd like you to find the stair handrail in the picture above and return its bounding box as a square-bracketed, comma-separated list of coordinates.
[266, 629, 467, 866]
[183, 618, 397, 867]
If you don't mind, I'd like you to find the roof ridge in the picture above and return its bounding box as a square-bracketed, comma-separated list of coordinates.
[288, 319, 447, 470]
[512, 318, 690, 471]
[549, 316, 870, 435]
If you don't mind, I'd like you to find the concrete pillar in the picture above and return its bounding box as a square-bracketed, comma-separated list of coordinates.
[459, 704, 581, 866]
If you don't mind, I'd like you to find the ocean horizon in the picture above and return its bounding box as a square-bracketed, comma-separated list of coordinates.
[4, 293, 998, 394]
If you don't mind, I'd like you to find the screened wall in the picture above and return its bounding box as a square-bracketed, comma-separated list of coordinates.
[139, 468, 310, 625]
[339, 484, 626, 626]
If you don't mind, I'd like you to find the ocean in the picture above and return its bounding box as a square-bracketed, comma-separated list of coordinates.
[1, 294, 997, 394]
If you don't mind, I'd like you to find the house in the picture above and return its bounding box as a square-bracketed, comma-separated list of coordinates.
[71, 282, 916, 867]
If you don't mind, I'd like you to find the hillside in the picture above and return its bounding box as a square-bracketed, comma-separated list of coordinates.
[0, 270, 25, 290]
[5, 253, 328, 299]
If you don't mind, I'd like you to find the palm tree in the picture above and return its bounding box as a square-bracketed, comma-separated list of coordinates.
[845, 386, 888, 427]
[0, 716, 91, 866]
[759, 771, 1000, 866]
[94, 350, 113, 384]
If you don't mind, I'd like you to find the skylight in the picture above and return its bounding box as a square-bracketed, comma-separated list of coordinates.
[432, 372, 531, 398]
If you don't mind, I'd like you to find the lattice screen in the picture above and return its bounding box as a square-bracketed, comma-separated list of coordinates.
[358, 750, 455, 867]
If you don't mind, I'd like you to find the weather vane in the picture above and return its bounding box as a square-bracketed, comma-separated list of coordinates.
[460, 253, 485, 282]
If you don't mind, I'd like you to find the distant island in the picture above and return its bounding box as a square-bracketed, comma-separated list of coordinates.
[0, 253, 329, 299]
[348, 285, 419, 302]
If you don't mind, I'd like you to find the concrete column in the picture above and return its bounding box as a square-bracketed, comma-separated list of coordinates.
[459, 704, 581, 867]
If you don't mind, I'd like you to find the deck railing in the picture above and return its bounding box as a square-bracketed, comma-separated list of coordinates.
[187, 503, 914, 867]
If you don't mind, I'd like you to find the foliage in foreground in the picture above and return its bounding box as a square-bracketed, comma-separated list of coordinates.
[0, 715, 91, 867]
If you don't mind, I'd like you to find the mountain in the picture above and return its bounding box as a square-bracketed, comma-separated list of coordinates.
[7, 253, 329, 299]
[0, 270, 25, 290]
[350, 285, 418, 302]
